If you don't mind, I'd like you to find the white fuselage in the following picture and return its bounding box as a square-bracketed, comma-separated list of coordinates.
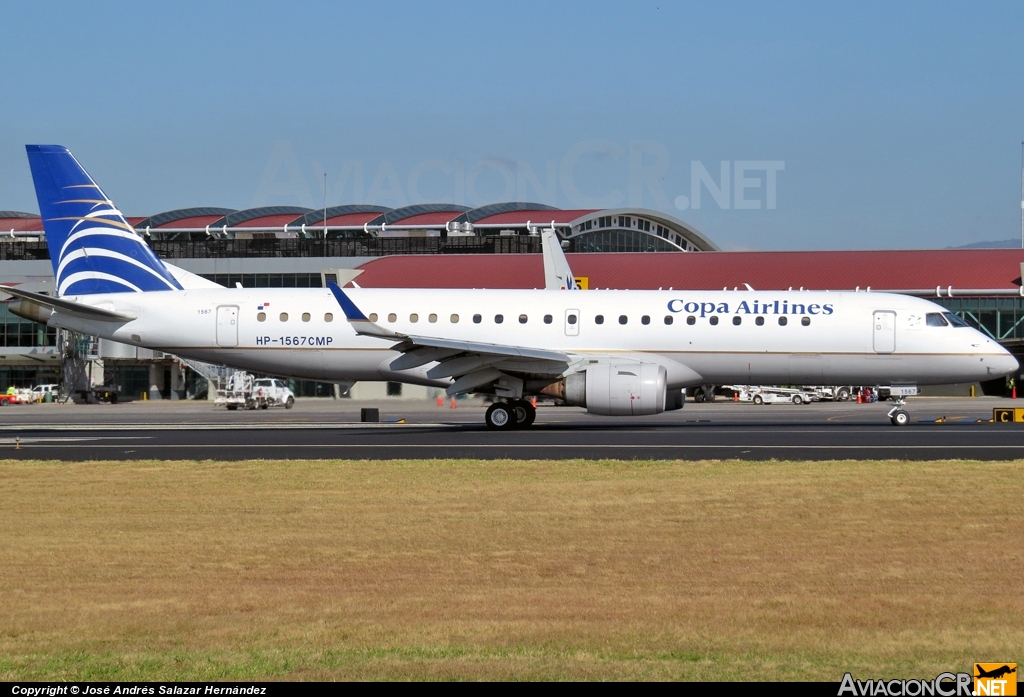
[48, 287, 1018, 388]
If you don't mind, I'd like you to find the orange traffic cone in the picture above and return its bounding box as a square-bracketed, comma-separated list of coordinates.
[530, 396, 537, 407]
[450, 397, 457, 409]
[857, 393, 862, 404]
[733, 392, 738, 402]
[436, 396, 443, 407]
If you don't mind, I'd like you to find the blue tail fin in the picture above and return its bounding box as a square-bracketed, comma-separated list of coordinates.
[25, 145, 182, 296]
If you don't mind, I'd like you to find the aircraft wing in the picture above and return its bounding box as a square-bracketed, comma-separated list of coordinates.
[328, 282, 571, 395]
[0, 284, 137, 321]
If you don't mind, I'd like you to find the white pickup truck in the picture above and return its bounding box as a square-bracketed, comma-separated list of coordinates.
[217, 375, 295, 410]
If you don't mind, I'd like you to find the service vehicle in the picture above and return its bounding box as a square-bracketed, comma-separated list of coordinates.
[730, 386, 816, 405]
[0, 390, 23, 406]
[30, 384, 59, 403]
[216, 374, 295, 410]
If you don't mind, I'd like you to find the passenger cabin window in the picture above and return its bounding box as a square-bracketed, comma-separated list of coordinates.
[943, 312, 970, 327]
[429, 313, 437, 323]
[619, 315, 628, 325]
[709, 316, 719, 325]
[778, 316, 788, 326]
[450, 314, 459, 323]
[302, 312, 311, 322]
[595, 315, 604, 325]
[473, 314, 482, 324]
[279, 312, 289, 322]
[388, 313, 397, 323]
[544, 314, 553, 324]
[732, 316, 741, 325]
[641, 315, 650, 325]
[664, 316, 673, 325]
[801, 317, 811, 326]
[755, 316, 764, 326]
[495, 314, 504, 324]
[368, 313, 378, 322]
[686, 316, 695, 325]
[325, 313, 334, 322]
[926, 313, 948, 327]
[410, 313, 419, 323]
[519, 314, 528, 324]
[257, 312, 266, 322]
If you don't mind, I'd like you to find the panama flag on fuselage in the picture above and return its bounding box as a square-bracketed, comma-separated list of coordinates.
[25, 145, 182, 297]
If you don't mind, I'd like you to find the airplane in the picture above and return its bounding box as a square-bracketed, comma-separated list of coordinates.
[975, 665, 1016, 680]
[2, 144, 1018, 429]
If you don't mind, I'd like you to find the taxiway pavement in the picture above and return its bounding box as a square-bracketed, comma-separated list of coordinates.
[1, 396, 1022, 461]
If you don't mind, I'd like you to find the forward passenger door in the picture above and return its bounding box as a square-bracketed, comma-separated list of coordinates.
[873, 311, 896, 353]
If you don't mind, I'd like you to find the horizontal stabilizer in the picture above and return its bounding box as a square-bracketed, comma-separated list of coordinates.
[0, 284, 136, 321]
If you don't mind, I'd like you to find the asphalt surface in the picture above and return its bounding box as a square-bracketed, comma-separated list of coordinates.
[1, 396, 1022, 461]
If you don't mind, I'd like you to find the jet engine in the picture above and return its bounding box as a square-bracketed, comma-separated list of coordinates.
[552, 363, 673, 416]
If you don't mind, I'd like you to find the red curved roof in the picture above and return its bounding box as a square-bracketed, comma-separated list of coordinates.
[353, 250, 1024, 291]
[390, 211, 464, 226]
[0, 217, 42, 232]
[150, 214, 225, 229]
[472, 209, 596, 225]
[314, 212, 383, 227]
[234, 214, 305, 228]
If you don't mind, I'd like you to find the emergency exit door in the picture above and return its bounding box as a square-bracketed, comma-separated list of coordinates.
[873, 311, 896, 353]
[216, 305, 239, 348]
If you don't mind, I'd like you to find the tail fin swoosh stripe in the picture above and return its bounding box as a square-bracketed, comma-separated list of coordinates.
[57, 256, 176, 295]
[25, 144, 182, 296]
[59, 227, 160, 262]
[57, 249, 179, 290]
[59, 272, 143, 296]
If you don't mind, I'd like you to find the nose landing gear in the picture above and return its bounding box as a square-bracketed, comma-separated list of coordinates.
[888, 396, 910, 426]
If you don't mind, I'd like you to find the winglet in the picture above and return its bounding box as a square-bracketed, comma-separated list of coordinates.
[326, 281, 368, 321]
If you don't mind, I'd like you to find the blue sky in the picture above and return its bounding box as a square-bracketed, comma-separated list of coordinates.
[2, 1, 1022, 250]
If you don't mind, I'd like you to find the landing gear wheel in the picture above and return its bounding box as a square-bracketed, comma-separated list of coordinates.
[509, 399, 537, 428]
[752, 395, 764, 405]
[485, 402, 516, 430]
[890, 409, 910, 426]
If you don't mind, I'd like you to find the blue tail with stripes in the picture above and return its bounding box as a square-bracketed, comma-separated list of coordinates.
[25, 145, 182, 297]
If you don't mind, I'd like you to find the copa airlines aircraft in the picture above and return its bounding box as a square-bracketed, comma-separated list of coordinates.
[4, 145, 1018, 428]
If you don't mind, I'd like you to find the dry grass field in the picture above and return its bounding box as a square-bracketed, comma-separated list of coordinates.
[0, 458, 1021, 681]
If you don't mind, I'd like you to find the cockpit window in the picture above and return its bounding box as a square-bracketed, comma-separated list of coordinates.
[943, 312, 970, 328]
[926, 313, 948, 327]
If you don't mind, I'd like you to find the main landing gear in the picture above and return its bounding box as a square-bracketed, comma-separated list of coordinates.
[887, 396, 910, 426]
[485, 399, 537, 429]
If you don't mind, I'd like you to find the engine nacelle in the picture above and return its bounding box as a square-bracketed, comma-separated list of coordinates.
[563, 362, 668, 416]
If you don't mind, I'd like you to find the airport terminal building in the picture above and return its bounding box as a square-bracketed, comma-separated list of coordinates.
[2, 202, 1023, 399]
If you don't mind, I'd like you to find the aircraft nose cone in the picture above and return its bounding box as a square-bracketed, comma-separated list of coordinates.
[995, 352, 1020, 377]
